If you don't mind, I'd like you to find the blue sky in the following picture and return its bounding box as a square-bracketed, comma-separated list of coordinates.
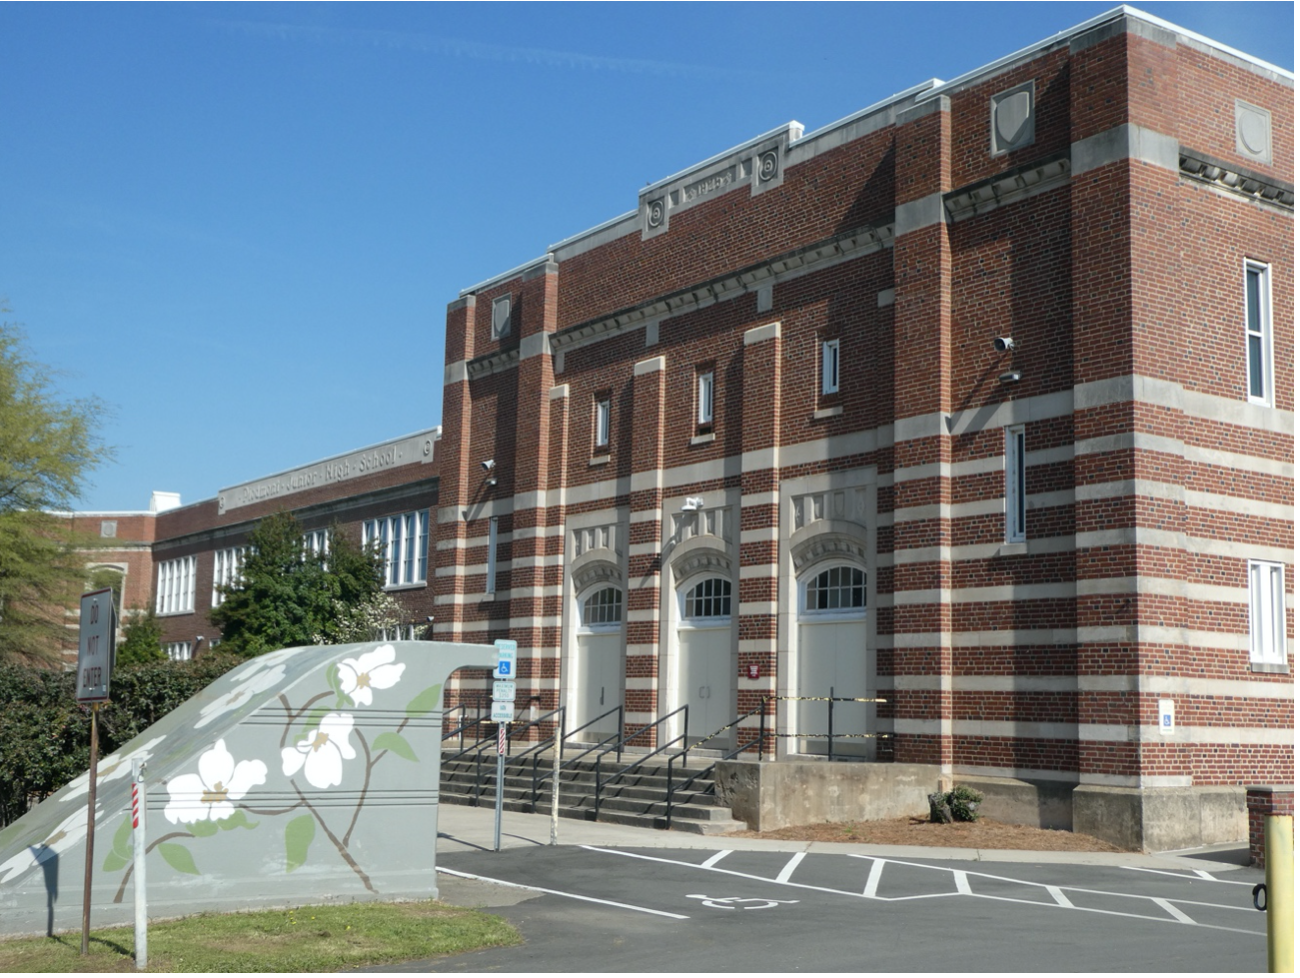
[3, 2, 1291, 512]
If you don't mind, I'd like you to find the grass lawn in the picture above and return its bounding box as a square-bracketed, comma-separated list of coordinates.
[0, 900, 521, 972]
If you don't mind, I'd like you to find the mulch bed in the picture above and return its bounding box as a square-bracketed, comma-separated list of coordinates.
[729, 815, 1133, 852]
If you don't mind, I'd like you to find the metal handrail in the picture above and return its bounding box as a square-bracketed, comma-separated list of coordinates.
[771, 690, 892, 762]
[592, 705, 689, 821]
[558, 705, 626, 767]
[663, 704, 768, 827]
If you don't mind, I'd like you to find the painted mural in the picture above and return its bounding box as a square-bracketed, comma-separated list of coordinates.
[0, 640, 496, 937]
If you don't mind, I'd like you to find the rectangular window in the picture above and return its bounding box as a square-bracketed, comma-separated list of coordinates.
[164, 641, 192, 662]
[1249, 560, 1286, 664]
[362, 510, 430, 588]
[822, 339, 840, 395]
[1006, 426, 1026, 543]
[212, 547, 247, 607]
[697, 370, 714, 427]
[1245, 260, 1272, 405]
[303, 528, 330, 559]
[156, 556, 196, 615]
[486, 516, 499, 596]
[595, 397, 610, 449]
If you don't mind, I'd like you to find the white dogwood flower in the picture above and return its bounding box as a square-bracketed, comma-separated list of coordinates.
[164, 739, 267, 824]
[60, 736, 166, 802]
[281, 712, 356, 789]
[0, 806, 99, 884]
[336, 645, 405, 706]
[195, 663, 287, 729]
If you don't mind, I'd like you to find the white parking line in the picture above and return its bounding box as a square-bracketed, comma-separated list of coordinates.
[1122, 866, 1254, 886]
[701, 850, 732, 869]
[437, 866, 690, 920]
[775, 851, 807, 883]
[579, 847, 1265, 937]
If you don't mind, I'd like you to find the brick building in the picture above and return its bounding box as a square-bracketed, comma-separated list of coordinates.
[62, 429, 441, 661]
[431, 6, 1293, 847]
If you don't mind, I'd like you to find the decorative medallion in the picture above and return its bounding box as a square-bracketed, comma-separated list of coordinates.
[758, 149, 779, 183]
[647, 198, 666, 229]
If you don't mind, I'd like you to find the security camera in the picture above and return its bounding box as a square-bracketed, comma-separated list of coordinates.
[999, 370, 1022, 384]
[481, 459, 495, 472]
[993, 337, 1016, 352]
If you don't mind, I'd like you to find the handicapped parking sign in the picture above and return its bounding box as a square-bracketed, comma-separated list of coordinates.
[494, 639, 517, 679]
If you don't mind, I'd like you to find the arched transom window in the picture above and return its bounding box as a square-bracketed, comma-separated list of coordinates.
[804, 566, 866, 612]
[582, 586, 623, 627]
[683, 577, 732, 620]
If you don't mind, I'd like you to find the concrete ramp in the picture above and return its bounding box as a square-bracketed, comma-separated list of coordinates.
[0, 640, 496, 937]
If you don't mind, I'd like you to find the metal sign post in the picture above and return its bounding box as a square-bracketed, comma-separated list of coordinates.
[77, 588, 116, 956]
[491, 641, 517, 853]
[131, 759, 147, 971]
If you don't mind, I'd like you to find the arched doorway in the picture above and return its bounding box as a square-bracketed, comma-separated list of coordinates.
[574, 584, 624, 741]
[676, 575, 735, 744]
[796, 564, 875, 758]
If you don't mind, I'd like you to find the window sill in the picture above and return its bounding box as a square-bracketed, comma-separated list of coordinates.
[998, 542, 1028, 556]
[156, 609, 196, 617]
[813, 406, 843, 420]
[1250, 660, 1290, 674]
[382, 581, 428, 592]
[589, 454, 611, 467]
[690, 432, 716, 445]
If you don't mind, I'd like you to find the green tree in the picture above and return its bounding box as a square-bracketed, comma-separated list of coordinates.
[115, 606, 166, 666]
[210, 512, 396, 658]
[0, 318, 112, 665]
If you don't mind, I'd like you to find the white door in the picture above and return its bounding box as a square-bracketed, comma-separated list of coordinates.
[678, 625, 732, 741]
[574, 586, 624, 741]
[797, 566, 875, 759]
[677, 576, 735, 744]
[576, 631, 623, 740]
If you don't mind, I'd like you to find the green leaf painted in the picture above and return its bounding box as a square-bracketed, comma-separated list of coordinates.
[102, 849, 129, 873]
[188, 819, 219, 838]
[296, 705, 332, 745]
[405, 683, 442, 718]
[372, 731, 418, 762]
[111, 815, 133, 859]
[216, 809, 258, 831]
[285, 815, 315, 872]
[158, 843, 200, 876]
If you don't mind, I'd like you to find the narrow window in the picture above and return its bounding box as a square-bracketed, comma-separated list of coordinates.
[486, 516, 498, 596]
[595, 398, 610, 449]
[1245, 261, 1272, 405]
[1249, 560, 1286, 664]
[697, 370, 714, 427]
[1006, 425, 1026, 543]
[821, 339, 840, 395]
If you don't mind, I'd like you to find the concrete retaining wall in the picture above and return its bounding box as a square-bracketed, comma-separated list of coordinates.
[714, 760, 943, 831]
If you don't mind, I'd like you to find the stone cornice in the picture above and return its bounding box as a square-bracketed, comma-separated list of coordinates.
[1179, 148, 1294, 210]
[466, 344, 522, 381]
[944, 154, 1071, 222]
[550, 222, 893, 355]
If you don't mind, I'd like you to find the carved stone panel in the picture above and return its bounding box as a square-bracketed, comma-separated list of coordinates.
[990, 81, 1034, 156]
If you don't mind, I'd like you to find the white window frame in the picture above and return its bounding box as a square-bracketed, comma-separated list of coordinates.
[579, 585, 623, 630]
[156, 556, 196, 615]
[1006, 425, 1026, 544]
[362, 510, 430, 589]
[697, 370, 714, 426]
[1248, 560, 1286, 665]
[1245, 260, 1273, 406]
[799, 564, 868, 619]
[212, 547, 247, 607]
[164, 641, 192, 662]
[303, 528, 330, 559]
[595, 398, 611, 449]
[679, 576, 732, 625]
[486, 516, 498, 597]
[821, 339, 840, 395]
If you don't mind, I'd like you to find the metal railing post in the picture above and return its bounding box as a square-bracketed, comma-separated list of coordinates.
[828, 687, 834, 762]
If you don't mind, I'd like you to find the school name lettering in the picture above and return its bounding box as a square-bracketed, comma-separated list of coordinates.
[234, 447, 403, 507]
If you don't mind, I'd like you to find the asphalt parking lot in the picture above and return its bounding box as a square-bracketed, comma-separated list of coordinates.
[380, 806, 1269, 973]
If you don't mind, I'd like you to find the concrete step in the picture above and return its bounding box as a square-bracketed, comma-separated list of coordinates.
[436, 791, 745, 836]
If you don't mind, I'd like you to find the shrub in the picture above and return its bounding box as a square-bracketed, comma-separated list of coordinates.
[0, 653, 243, 828]
[927, 785, 984, 824]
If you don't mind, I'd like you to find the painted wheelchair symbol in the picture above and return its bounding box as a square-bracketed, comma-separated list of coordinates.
[686, 893, 800, 910]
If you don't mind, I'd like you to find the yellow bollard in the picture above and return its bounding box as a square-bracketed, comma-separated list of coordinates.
[1264, 813, 1294, 974]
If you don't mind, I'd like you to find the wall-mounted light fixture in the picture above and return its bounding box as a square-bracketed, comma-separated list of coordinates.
[681, 496, 705, 512]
